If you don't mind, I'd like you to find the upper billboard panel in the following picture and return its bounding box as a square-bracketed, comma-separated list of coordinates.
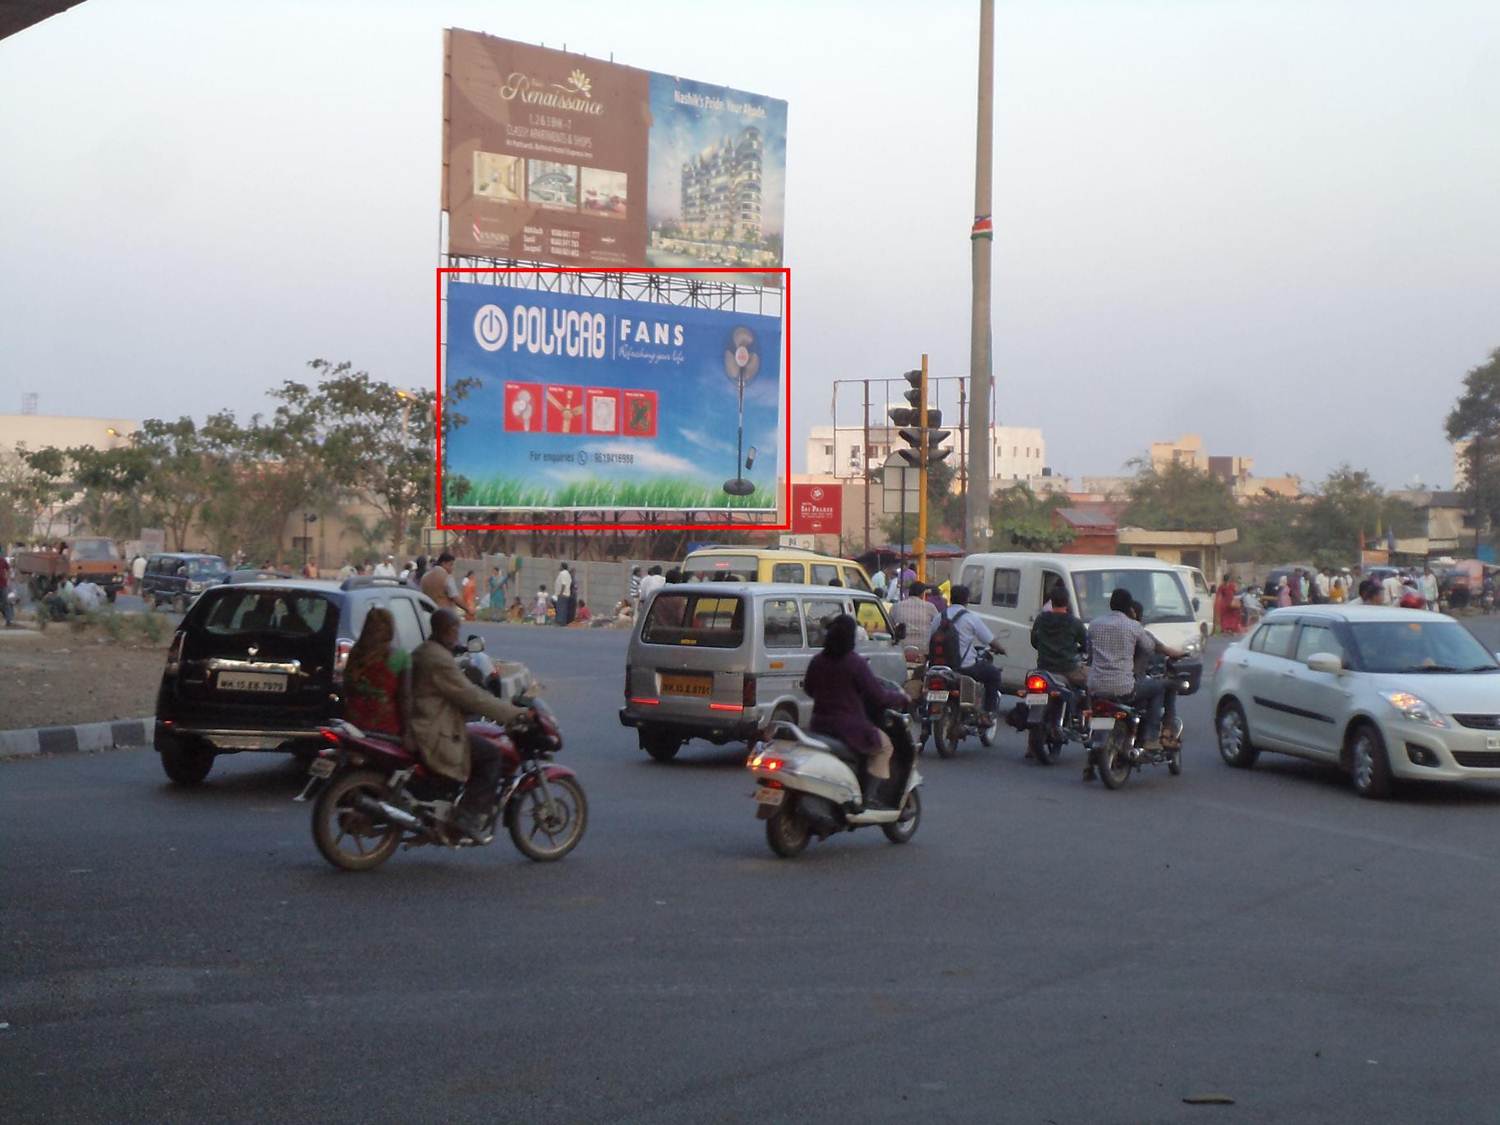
[444, 29, 786, 282]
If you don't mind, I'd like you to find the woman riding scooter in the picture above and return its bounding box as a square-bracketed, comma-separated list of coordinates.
[804, 614, 910, 810]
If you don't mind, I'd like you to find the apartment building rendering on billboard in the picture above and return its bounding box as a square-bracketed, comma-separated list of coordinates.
[680, 127, 763, 245]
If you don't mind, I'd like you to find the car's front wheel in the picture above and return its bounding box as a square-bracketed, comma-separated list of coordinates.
[1349, 723, 1393, 800]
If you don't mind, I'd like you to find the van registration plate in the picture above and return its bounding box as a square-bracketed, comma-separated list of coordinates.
[660, 672, 712, 697]
[217, 671, 287, 693]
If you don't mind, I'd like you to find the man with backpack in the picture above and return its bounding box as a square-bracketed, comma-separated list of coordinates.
[930, 584, 1005, 719]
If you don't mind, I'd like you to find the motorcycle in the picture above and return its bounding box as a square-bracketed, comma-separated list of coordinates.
[1087, 655, 1201, 790]
[901, 642, 932, 747]
[922, 649, 1000, 758]
[298, 698, 586, 871]
[1017, 668, 1089, 765]
[457, 634, 505, 696]
[746, 707, 923, 858]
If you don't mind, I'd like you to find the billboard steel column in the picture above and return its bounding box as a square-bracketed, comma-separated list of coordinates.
[965, 0, 995, 549]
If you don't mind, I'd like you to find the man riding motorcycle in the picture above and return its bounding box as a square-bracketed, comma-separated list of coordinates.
[1084, 588, 1186, 781]
[1027, 584, 1088, 751]
[409, 607, 525, 838]
[935, 584, 1005, 720]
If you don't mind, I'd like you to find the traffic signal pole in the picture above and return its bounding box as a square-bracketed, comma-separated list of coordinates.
[916, 354, 930, 582]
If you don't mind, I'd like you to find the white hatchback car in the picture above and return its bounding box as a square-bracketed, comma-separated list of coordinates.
[1212, 605, 1500, 798]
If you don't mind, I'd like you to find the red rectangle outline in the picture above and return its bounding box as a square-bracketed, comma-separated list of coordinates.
[435, 266, 791, 532]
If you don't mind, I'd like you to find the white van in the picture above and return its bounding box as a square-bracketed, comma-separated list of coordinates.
[951, 553, 1204, 690]
[1174, 565, 1214, 641]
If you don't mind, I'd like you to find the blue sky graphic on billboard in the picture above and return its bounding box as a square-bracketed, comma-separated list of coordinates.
[445, 281, 781, 511]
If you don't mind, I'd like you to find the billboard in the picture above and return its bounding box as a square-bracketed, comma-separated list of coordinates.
[443, 279, 782, 512]
[791, 484, 842, 535]
[443, 29, 786, 280]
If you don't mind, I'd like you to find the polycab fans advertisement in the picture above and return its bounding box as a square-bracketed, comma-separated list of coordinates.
[444, 281, 782, 512]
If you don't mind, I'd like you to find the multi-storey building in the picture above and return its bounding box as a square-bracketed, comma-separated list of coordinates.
[805, 424, 1046, 487]
[680, 127, 763, 245]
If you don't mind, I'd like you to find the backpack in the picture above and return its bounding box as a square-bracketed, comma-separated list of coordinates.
[928, 607, 968, 668]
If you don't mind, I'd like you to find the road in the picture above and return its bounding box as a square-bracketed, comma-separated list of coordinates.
[5, 618, 1500, 1123]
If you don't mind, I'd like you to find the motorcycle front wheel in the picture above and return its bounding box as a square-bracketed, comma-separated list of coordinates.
[932, 705, 961, 758]
[765, 798, 810, 858]
[978, 713, 1000, 747]
[1096, 729, 1133, 790]
[508, 776, 588, 861]
[312, 769, 403, 872]
[881, 788, 922, 844]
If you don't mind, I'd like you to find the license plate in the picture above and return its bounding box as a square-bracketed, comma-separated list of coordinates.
[660, 672, 712, 697]
[1026, 694, 1048, 708]
[217, 671, 287, 693]
[308, 757, 335, 778]
[926, 691, 949, 703]
[753, 785, 784, 806]
[1091, 716, 1115, 731]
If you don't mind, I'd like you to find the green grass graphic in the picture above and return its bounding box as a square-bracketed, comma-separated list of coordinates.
[451, 475, 776, 510]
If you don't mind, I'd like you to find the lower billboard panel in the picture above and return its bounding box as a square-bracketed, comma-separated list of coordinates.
[439, 269, 788, 529]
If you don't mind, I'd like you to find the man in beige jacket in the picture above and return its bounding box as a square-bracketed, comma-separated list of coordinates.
[410, 608, 525, 838]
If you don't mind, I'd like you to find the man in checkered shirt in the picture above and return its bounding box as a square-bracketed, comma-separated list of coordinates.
[1086, 588, 1186, 759]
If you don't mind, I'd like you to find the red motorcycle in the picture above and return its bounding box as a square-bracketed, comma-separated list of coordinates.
[298, 699, 586, 872]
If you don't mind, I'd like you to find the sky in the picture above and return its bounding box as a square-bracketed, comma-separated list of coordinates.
[1, 0, 1497, 491]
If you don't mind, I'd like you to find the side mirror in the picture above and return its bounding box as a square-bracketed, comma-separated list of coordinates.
[465, 634, 485, 653]
[892, 622, 908, 642]
[1306, 652, 1342, 674]
[1192, 597, 1201, 611]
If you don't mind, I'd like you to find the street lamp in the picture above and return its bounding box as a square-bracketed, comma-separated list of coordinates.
[302, 511, 318, 570]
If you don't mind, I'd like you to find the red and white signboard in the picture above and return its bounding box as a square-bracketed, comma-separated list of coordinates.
[791, 483, 843, 535]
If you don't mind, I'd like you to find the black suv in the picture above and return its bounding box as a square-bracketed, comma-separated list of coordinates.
[154, 577, 435, 784]
[141, 552, 229, 612]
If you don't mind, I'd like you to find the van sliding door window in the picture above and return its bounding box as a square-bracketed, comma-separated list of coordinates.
[991, 569, 1020, 609]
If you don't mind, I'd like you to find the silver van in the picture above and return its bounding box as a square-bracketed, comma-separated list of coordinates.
[618, 582, 908, 762]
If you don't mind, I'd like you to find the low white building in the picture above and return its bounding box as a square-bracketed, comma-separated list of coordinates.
[805, 423, 1045, 487]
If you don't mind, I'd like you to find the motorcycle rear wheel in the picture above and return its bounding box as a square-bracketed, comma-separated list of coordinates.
[312, 769, 403, 872]
[765, 798, 810, 858]
[508, 776, 588, 861]
[1096, 730, 1133, 790]
[933, 706, 960, 758]
[1028, 723, 1062, 765]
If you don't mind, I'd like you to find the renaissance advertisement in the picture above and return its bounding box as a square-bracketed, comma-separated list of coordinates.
[444, 281, 782, 512]
[444, 29, 787, 281]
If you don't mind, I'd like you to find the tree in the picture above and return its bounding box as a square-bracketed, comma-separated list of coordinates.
[66, 445, 152, 540]
[988, 483, 1073, 551]
[1121, 461, 1239, 532]
[1298, 466, 1420, 561]
[4, 446, 74, 542]
[1446, 345, 1500, 543]
[1228, 490, 1303, 564]
[879, 457, 962, 546]
[133, 419, 219, 551]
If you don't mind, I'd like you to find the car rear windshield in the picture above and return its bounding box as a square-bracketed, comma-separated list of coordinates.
[70, 540, 115, 560]
[1348, 621, 1499, 674]
[194, 589, 339, 642]
[640, 593, 745, 648]
[1073, 569, 1194, 625]
[684, 555, 758, 581]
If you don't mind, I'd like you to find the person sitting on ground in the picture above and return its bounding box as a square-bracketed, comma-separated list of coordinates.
[568, 599, 593, 626]
[1084, 588, 1186, 780]
[409, 608, 527, 840]
[804, 613, 911, 811]
[342, 607, 412, 745]
[507, 597, 526, 623]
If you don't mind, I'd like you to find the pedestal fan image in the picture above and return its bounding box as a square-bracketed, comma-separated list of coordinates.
[722, 326, 760, 496]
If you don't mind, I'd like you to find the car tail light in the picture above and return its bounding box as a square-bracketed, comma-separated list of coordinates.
[743, 674, 757, 707]
[165, 631, 185, 673]
[332, 638, 353, 682]
[1025, 674, 1050, 694]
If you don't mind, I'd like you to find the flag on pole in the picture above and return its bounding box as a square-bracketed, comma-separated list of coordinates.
[970, 214, 993, 240]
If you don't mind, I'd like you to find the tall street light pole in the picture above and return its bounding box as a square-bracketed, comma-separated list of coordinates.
[965, 0, 995, 550]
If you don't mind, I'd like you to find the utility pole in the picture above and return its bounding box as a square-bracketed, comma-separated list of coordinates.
[862, 379, 871, 550]
[965, 0, 995, 549]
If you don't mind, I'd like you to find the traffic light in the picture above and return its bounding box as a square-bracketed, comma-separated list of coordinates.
[890, 368, 951, 467]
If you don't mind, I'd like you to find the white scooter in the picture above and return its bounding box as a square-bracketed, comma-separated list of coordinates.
[746, 709, 923, 858]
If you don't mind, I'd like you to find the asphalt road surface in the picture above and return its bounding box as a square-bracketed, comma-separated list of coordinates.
[6, 619, 1500, 1124]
